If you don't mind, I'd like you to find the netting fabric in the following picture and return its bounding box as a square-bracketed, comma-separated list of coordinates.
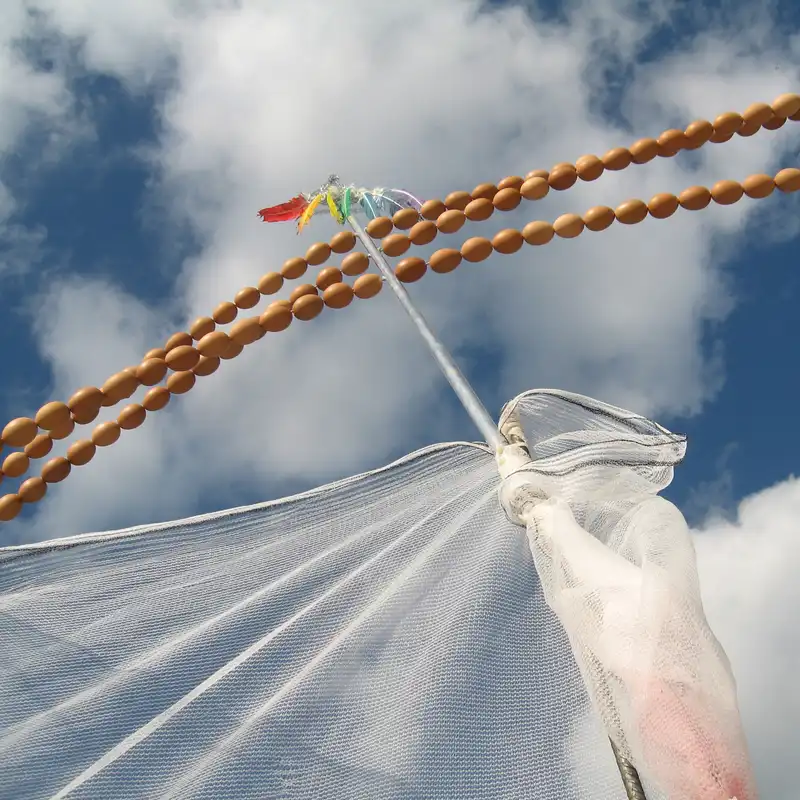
[0, 389, 755, 799]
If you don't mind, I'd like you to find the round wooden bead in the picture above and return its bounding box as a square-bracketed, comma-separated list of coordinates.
[316, 266, 343, 290]
[25, 434, 52, 460]
[615, 199, 648, 224]
[166, 371, 196, 394]
[381, 234, 411, 258]
[647, 193, 679, 219]
[712, 112, 743, 136]
[193, 356, 220, 377]
[353, 274, 382, 298]
[548, 164, 577, 191]
[292, 294, 324, 321]
[144, 347, 167, 361]
[229, 317, 265, 345]
[136, 358, 168, 386]
[461, 237, 493, 262]
[471, 183, 498, 201]
[220, 340, 243, 361]
[737, 118, 761, 137]
[520, 177, 549, 201]
[464, 198, 494, 221]
[741, 174, 775, 199]
[289, 284, 318, 305]
[444, 191, 471, 211]
[711, 180, 744, 205]
[762, 116, 786, 131]
[323, 283, 354, 309]
[2, 418, 37, 447]
[583, 206, 615, 232]
[341, 252, 370, 276]
[49, 417, 75, 441]
[2, 452, 29, 478]
[492, 229, 524, 254]
[657, 129, 688, 154]
[92, 421, 121, 446]
[492, 187, 522, 211]
[366, 217, 393, 238]
[166, 345, 200, 372]
[234, 287, 260, 309]
[212, 302, 237, 324]
[118, 404, 146, 430]
[281, 257, 307, 279]
[330, 230, 356, 254]
[601, 147, 632, 170]
[42, 457, 71, 483]
[522, 221, 554, 245]
[305, 242, 331, 266]
[678, 186, 711, 210]
[420, 199, 446, 220]
[257, 272, 283, 295]
[35, 401, 71, 432]
[771, 93, 800, 119]
[165, 332, 193, 352]
[742, 102, 773, 127]
[392, 208, 420, 229]
[395, 257, 427, 283]
[66, 387, 103, 424]
[0, 494, 22, 521]
[629, 138, 660, 164]
[684, 119, 714, 147]
[525, 169, 549, 180]
[775, 168, 800, 193]
[189, 316, 215, 340]
[428, 249, 462, 274]
[709, 129, 734, 144]
[143, 386, 171, 411]
[408, 220, 438, 246]
[497, 176, 524, 191]
[197, 330, 231, 358]
[102, 371, 139, 403]
[553, 214, 584, 238]
[259, 304, 293, 332]
[436, 209, 466, 234]
[575, 155, 604, 181]
[19, 477, 46, 504]
[67, 440, 95, 466]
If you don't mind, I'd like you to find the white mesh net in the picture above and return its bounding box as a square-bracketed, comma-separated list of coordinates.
[0, 389, 755, 799]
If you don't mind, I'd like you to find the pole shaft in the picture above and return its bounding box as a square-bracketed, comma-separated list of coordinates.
[347, 215, 503, 451]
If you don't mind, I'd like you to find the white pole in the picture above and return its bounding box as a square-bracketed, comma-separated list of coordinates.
[346, 214, 504, 452]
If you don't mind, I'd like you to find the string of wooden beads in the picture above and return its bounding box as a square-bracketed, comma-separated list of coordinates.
[362, 93, 800, 242]
[380, 168, 800, 284]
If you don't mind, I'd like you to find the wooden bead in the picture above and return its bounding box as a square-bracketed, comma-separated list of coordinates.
[2, 452, 29, 478]
[289, 284, 318, 304]
[684, 119, 714, 147]
[711, 180, 744, 205]
[234, 287, 260, 309]
[629, 138, 660, 164]
[741, 174, 775, 199]
[118, 404, 146, 430]
[220, 342, 241, 361]
[420, 199, 446, 220]
[709, 129, 733, 144]
[762, 116, 786, 131]
[102, 371, 139, 403]
[2, 418, 37, 447]
[737, 118, 761, 137]
[392, 208, 419, 230]
[520, 177, 549, 201]
[775, 168, 800, 193]
[497, 176, 524, 191]
[316, 266, 343, 290]
[166, 371, 196, 393]
[436, 209, 466, 234]
[408, 220, 438, 246]
[657, 129, 688, 154]
[259, 305, 293, 332]
[553, 214, 584, 238]
[323, 283, 354, 308]
[229, 317, 265, 345]
[189, 316, 215, 340]
[365, 217, 393, 239]
[615, 199, 648, 224]
[583, 206, 615, 232]
[136, 358, 168, 386]
[647, 193, 679, 219]
[25, 434, 52, 460]
[341, 252, 370, 276]
[305, 242, 331, 266]
[144, 347, 167, 361]
[197, 330, 231, 358]
[548, 164, 577, 191]
[471, 183, 498, 201]
[742, 102, 773, 127]
[461, 237, 493, 262]
[257, 272, 283, 295]
[91, 421, 121, 447]
[67, 387, 104, 424]
[67, 440, 95, 466]
[192, 356, 220, 377]
[492, 229, 524, 254]
[330, 230, 356, 254]
[381, 233, 411, 258]
[395, 257, 427, 283]
[142, 387, 171, 411]
[42, 457, 71, 483]
[428, 248, 462, 274]
[35, 401, 71, 432]
[492, 188, 522, 211]
[353, 274, 382, 298]
[464, 198, 494, 222]
[166, 345, 200, 372]
[525, 169, 549, 181]
[281, 257, 307, 280]
[771, 93, 800, 119]
[292, 294, 324, 321]
[678, 186, 712, 211]
[0, 494, 22, 521]
[19, 477, 46, 504]
[444, 191, 471, 211]
[212, 302, 237, 324]
[712, 112, 743, 136]
[601, 147, 632, 170]
[522, 221, 555, 245]
[575, 155, 604, 181]
[165, 332, 192, 352]
[49, 417, 75, 441]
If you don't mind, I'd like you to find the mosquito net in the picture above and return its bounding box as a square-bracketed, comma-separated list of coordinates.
[0, 389, 755, 799]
